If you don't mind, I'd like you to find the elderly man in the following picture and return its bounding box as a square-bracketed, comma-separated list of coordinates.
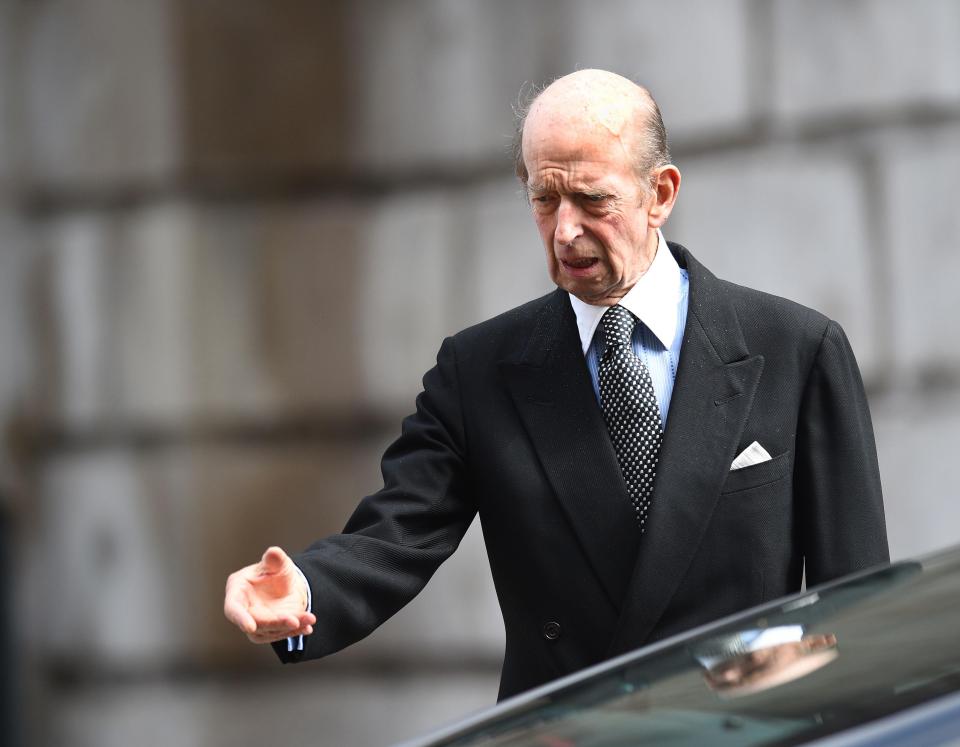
[224, 69, 888, 700]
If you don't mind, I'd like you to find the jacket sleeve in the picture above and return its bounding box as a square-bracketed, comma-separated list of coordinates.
[796, 320, 889, 587]
[274, 336, 476, 663]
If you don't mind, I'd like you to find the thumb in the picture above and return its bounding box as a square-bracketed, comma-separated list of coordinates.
[259, 546, 290, 575]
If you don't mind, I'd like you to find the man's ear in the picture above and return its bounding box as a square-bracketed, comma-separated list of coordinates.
[647, 165, 681, 227]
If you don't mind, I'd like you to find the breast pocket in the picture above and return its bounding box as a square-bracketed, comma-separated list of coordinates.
[721, 450, 792, 495]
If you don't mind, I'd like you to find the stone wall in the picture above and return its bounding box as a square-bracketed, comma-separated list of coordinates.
[2, 2, 959, 745]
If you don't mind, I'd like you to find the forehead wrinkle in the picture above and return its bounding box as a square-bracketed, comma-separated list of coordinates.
[525, 104, 640, 176]
[525, 143, 623, 189]
[528, 170, 615, 195]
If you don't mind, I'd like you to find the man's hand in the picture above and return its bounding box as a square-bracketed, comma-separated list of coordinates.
[224, 546, 316, 644]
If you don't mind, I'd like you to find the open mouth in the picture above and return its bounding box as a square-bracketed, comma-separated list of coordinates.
[561, 257, 599, 270]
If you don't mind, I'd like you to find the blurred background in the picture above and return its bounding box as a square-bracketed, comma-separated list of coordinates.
[1, 1, 959, 745]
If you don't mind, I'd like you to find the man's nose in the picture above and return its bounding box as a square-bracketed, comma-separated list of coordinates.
[554, 198, 583, 245]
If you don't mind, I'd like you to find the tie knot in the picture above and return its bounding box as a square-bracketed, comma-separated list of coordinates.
[601, 305, 637, 351]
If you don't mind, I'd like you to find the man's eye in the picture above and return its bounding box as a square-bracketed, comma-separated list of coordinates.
[585, 194, 607, 202]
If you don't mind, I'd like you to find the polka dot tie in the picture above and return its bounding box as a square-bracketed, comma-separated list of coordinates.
[598, 305, 663, 533]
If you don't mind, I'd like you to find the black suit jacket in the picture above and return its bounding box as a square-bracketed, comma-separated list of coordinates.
[276, 243, 889, 700]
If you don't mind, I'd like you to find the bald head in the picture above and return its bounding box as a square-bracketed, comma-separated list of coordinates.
[514, 70, 670, 188]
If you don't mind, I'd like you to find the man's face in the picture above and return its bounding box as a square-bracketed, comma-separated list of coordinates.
[523, 117, 659, 306]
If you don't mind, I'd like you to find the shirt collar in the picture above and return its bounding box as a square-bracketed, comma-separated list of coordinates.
[569, 229, 684, 354]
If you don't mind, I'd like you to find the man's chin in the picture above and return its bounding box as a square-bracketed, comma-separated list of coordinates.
[561, 280, 624, 307]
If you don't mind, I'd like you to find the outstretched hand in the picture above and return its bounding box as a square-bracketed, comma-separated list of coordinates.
[224, 546, 316, 644]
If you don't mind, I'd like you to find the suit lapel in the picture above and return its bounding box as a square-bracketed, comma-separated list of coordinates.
[499, 290, 639, 612]
[607, 246, 765, 656]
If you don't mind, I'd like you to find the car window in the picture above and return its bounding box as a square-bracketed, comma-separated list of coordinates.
[424, 555, 960, 747]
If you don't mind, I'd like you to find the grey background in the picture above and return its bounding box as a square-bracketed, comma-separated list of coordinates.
[1, 1, 958, 745]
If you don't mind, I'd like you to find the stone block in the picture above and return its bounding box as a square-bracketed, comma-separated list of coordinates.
[771, 0, 960, 121]
[112, 203, 197, 424]
[38, 204, 203, 427]
[872, 394, 960, 560]
[0, 2, 16, 184]
[33, 449, 183, 666]
[557, 0, 753, 139]
[19, 0, 180, 188]
[181, 199, 371, 420]
[42, 671, 499, 747]
[358, 190, 461, 411]
[0, 212, 32, 419]
[39, 211, 119, 428]
[344, 0, 548, 172]
[175, 0, 350, 181]
[667, 145, 879, 379]
[463, 179, 553, 325]
[880, 126, 960, 382]
[170, 195, 460, 418]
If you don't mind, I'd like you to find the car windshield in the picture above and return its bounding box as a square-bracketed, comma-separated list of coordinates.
[417, 548, 960, 747]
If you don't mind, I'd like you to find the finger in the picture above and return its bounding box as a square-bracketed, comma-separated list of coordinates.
[254, 623, 314, 643]
[298, 611, 316, 627]
[224, 598, 258, 634]
[247, 606, 301, 631]
[259, 546, 289, 575]
[246, 618, 315, 643]
[286, 619, 314, 636]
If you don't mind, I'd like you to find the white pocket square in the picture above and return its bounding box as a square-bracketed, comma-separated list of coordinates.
[731, 441, 772, 471]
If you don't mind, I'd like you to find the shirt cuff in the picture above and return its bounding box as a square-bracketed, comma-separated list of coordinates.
[286, 563, 313, 653]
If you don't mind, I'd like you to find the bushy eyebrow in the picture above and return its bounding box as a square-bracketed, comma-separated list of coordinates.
[527, 184, 617, 207]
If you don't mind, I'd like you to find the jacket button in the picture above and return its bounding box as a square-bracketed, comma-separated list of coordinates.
[542, 621, 561, 641]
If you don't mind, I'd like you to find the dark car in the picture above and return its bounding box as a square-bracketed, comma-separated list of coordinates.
[398, 544, 960, 747]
